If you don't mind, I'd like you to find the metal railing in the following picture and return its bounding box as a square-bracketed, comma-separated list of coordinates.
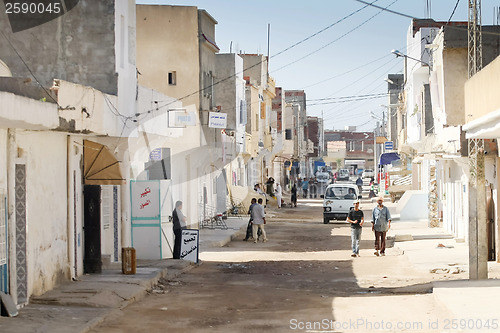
[199, 203, 228, 230]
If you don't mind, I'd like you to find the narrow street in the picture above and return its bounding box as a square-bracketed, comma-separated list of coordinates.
[90, 198, 451, 333]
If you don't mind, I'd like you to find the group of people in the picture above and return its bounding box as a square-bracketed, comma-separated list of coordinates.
[173, 189, 391, 260]
[297, 177, 320, 199]
[347, 196, 392, 257]
[243, 198, 268, 243]
[255, 177, 285, 208]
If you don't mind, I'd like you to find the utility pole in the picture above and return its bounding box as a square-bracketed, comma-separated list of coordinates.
[467, 0, 487, 280]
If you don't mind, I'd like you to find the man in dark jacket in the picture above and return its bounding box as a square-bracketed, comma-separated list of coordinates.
[347, 200, 364, 257]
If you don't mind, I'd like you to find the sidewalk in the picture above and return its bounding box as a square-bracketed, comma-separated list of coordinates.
[0, 216, 248, 333]
[385, 202, 500, 324]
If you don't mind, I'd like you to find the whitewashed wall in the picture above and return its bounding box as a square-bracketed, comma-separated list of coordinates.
[15, 130, 69, 297]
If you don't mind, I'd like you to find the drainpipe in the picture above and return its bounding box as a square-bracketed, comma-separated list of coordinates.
[66, 135, 77, 279]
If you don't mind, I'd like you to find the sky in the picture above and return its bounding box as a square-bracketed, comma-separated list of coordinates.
[136, 0, 500, 132]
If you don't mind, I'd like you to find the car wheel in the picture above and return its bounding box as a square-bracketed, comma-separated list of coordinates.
[323, 217, 329, 224]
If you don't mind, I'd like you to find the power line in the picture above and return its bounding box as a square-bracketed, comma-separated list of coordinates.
[134, 0, 384, 118]
[302, 53, 392, 89]
[307, 94, 387, 106]
[353, 0, 418, 19]
[307, 93, 387, 102]
[0, 30, 60, 107]
[272, 0, 401, 73]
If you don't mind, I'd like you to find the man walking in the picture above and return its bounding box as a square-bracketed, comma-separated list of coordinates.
[243, 198, 257, 241]
[252, 198, 267, 243]
[347, 200, 364, 257]
[371, 196, 391, 256]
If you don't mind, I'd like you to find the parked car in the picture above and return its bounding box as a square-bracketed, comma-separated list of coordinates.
[337, 168, 350, 181]
[321, 184, 361, 224]
[362, 169, 374, 179]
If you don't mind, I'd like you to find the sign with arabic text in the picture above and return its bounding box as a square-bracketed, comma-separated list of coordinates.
[180, 229, 199, 263]
[131, 181, 160, 218]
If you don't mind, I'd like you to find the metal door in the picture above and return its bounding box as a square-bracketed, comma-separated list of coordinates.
[84, 185, 102, 273]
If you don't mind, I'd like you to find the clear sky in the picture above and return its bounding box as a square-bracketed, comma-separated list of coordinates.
[136, 0, 500, 132]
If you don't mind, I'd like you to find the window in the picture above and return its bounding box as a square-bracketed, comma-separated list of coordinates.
[285, 129, 292, 140]
[239, 100, 247, 125]
[168, 71, 177, 85]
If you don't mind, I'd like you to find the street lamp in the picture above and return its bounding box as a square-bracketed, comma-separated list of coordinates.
[391, 49, 430, 67]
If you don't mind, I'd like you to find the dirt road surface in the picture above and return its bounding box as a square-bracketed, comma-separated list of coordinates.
[90, 198, 455, 333]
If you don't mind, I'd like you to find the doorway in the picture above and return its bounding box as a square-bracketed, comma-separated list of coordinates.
[487, 186, 496, 261]
[84, 185, 102, 273]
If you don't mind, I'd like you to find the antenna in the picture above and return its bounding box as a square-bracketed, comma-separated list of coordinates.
[267, 24, 271, 75]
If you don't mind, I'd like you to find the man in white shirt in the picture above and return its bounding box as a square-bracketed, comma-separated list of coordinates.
[275, 183, 282, 208]
[251, 198, 268, 243]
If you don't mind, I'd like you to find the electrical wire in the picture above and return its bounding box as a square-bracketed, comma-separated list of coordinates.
[133, 0, 386, 118]
[0, 30, 60, 106]
[353, 0, 418, 19]
[272, 0, 401, 73]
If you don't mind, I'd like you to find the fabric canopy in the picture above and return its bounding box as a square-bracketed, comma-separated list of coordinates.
[379, 152, 401, 166]
[83, 140, 124, 185]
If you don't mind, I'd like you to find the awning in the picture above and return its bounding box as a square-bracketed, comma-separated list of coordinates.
[379, 152, 401, 166]
[462, 108, 500, 139]
[84, 140, 124, 185]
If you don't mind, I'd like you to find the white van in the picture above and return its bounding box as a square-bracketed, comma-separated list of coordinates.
[337, 168, 350, 181]
[322, 184, 360, 224]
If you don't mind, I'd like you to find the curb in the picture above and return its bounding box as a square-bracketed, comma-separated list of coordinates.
[79, 262, 197, 333]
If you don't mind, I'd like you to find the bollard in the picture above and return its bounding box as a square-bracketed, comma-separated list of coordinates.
[122, 247, 136, 275]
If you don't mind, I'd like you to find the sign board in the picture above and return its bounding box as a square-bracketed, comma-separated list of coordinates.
[208, 112, 227, 128]
[376, 136, 387, 144]
[149, 148, 162, 161]
[131, 181, 160, 218]
[168, 109, 196, 128]
[180, 229, 199, 263]
[384, 141, 394, 150]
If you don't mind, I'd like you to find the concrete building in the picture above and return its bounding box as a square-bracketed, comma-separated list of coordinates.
[214, 53, 250, 207]
[0, 0, 138, 306]
[395, 19, 500, 276]
[285, 90, 308, 177]
[385, 74, 404, 150]
[240, 54, 276, 190]
[324, 130, 375, 174]
[137, 5, 229, 221]
[463, 54, 500, 263]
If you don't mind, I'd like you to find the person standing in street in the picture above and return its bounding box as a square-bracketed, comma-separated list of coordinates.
[302, 178, 309, 199]
[356, 175, 363, 195]
[252, 198, 267, 243]
[243, 198, 257, 241]
[310, 177, 318, 198]
[371, 196, 391, 256]
[347, 200, 364, 257]
[172, 201, 187, 259]
[291, 183, 297, 207]
[265, 177, 275, 197]
[275, 182, 282, 208]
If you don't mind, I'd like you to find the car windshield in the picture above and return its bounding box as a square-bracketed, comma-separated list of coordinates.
[325, 187, 357, 200]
